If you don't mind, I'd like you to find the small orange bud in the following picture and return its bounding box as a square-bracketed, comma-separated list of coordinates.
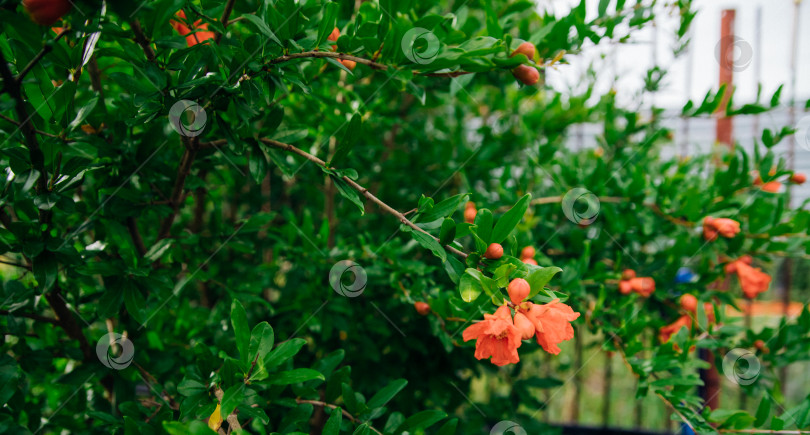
[522, 258, 538, 266]
[520, 246, 536, 259]
[754, 339, 769, 353]
[507, 278, 531, 305]
[680, 294, 698, 312]
[618, 280, 632, 295]
[513, 311, 535, 340]
[761, 181, 781, 193]
[791, 173, 806, 184]
[340, 59, 356, 70]
[414, 302, 430, 316]
[484, 243, 503, 260]
[328, 27, 340, 51]
[510, 42, 536, 61]
[328, 27, 340, 42]
[511, 65, 539, 86]
[621, 269, 636, 280]
[464, 206, 477, 224]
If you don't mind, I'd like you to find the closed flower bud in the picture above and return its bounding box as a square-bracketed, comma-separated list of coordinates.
[507, 278, 531, 305]
[484, 243, 503, 260]
[512, 65, 539, 86]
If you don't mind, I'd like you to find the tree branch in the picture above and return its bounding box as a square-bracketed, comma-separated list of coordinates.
[255, 138, 468, 258]
[16, 28, 70, 84]
[43, 286, 94, 361]
[295, 399, 383, 435]
[0, 310, 60, 324]
[0, 50, 50, 199]
[268, 51, 388, 70]
[126, 217, 148, 257]
[214, 0, 237, 43]
[130, 19, 157, 62]
[158, 139, 199, 239]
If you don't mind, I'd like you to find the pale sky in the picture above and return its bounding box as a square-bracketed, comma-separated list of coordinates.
[542, 0, 809, 109]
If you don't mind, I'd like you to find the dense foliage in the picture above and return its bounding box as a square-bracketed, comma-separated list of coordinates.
[2, 0, 810, 434]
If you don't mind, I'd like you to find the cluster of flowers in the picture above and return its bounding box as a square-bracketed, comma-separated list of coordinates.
[618, 269, 655, 297]
[463, 278, 580, 366]
[702, 216, 772, 299]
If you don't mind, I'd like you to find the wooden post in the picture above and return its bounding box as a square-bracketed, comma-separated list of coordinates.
[715, 9, 735, 148]
[702, 9, 738, 412]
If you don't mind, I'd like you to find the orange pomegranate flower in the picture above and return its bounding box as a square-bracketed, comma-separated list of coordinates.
[659, 315, 691, 343]
[702, 216, 740, 241]
[726, 257, 771, 299]
[462, 306, 522, 366]
[629, 277, 655, 297]
[171, 10, 215, 47]
[521, 300, 580, 355]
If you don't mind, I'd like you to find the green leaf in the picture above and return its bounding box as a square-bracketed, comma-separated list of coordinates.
[367, 379, 408, 409]
[123, 282, 147, 325]
[331, 175, 365, 215]
[491, 194, 531, 243]
[459, 273, 481, 302]
[526, 266, 563, 298]
[249, 148, 268, 184]
[323, 407, 343, 435]
[412, 231, 447, 263]
[436, 418, 459, 435]
[420, 194, 468, 222]
[399, 410, 447, 432]
[331, 113, 362, 167]
[231, 300, 250, 363]
[144, 239, 173, 263]
[473, 209, 493, 243]
[220, 384, 244, 418]
[755, 396, 770, 427]
[177, 379, 207, 397]
[269, 368, 324, 385]
[438, 218, 456, 246]
[240, 15, 282, 46]
[248, 322, 274, 365]
[264, 338, 307, 368]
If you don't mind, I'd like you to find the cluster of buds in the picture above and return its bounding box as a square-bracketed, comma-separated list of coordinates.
[327, 27, 356, 70]
[618, 269, 655, 297]
[520, 246, 537, 265]
[702, 216, 741, 241]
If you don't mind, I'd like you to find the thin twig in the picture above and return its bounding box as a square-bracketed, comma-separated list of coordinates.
[295, 399, 383, 435]
[256, 138, 468, 259]
[0, 310, 60, 324]
[130, 19, 157, 62]
[15, 28, 70, 84]
[267, 51, 388, 70]
[158, 138, 199, 239]
[215, 0, 237, 43]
